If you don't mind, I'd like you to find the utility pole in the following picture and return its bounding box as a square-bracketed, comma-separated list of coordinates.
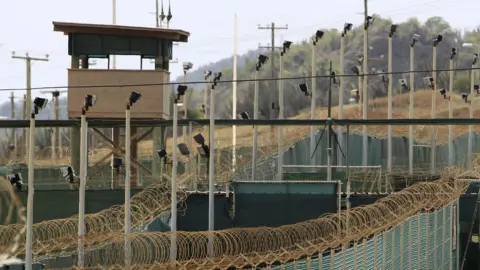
[11, 52, 49, 157]
[258, 22, 288, 121]
[9, 92, 17, 159]
[41, 90, 66, 159]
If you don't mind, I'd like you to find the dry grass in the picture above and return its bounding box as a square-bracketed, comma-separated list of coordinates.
[15, 90, 480, 166]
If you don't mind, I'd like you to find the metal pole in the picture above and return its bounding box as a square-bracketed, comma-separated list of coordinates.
[182, 72, 189, 173]
[10, 92, 16, 158]
[51, 96, 56, 160]
[25, 112, 35, 270]
[207, 84, 215, 257]
[468, 62, 476, 170]
[310, 40, 317, 165]
[431, 45, 437, 174]
[251, 70, 259, 180]
[327, 61, 333, 181]
[362, 22, 369, 168]
[408, 45, 415, 175]
[26, 59, 31, 156]
[56, 96, 62, 158]
[448, 56, 454, 166]
[277, 53, 285, 181]
[124, 105, 132, 267]
[77, 110, 87, 267]
[338, 34, 345, 166]
[387, 36, 393, 173]
[170, 101, 179, 261]
[230, 13, 238, 195]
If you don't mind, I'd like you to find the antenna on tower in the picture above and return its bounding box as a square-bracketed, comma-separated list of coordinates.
[160, 0, 166, 28]
[166, 0, 172, 28]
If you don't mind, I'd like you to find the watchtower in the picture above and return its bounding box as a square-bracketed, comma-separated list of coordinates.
[53, 21, 189, 187]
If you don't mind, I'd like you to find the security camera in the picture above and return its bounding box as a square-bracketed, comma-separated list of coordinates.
[298, 83, 311, 97]
[182, 62, 193, 71]
[462, 93, 469, 103]
[473, 54, 478, 66]
[343, 23, 353, 36]
[398, 78, 409, 91]
[423, 77, 434, 89]
[474, 85, 479, 94]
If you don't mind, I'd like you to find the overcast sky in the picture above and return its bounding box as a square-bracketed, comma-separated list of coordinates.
[0, 0, 478, 105]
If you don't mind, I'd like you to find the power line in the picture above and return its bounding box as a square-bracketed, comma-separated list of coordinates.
[0, 66, 478, 92]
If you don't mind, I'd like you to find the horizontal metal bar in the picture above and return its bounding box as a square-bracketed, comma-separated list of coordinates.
[0, 118, 480, 128]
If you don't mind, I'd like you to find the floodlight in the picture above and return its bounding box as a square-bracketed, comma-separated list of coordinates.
[7, 173, 23, 191]
[411, 34, 420, 47]
[423, 77, 434, 89]
[214, 72, 222, 82]
[112, 157, 123, 169]
[463, 43, 474, 48]
[33, 97, 48, 114]
[433, 34, 443, 46]
[351, 65, 361, 76]
[177, 143, 190, 156]
[256, 54, 269, 70]
[377, 70, 387, 82]
[331, 71, 340, 85]
[450, 48, 457, 59]
[52, 91, 60, 97]
[204, 70, 213, 79]
[343, 23, 353, 35]
[156, 149, 167, 158]
[398, 79, 409, 90]
[298, 83, 310, 96]
[357, 56, 364, 65]
[182, 62, 193, 71]
[350, 89, 360, 101]
[60, 166, 76, 183]
[313, 30, 324, 42]
[197, 144, 210, 158]
[128, 91, 142, 105]
[462, 93, 469, 103]
[238, 112, 250, 120]
[439, 88, 449, 99]
[365, 16, 375, 29]
[177, 85, 187, 97]
[193, 133, 206, 145]
[474, 85, 479, 94]
[60, 166, 75, 178]
[389, 24, 398, 37]
[283, 41, 292, 50]
[84, 94, 96, 109]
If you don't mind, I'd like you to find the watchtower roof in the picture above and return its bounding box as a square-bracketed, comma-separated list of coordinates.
[53, 21, 189, 42]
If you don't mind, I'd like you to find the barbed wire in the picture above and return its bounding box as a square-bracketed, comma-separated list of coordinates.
[53, 176, 466, 269]
[0, 66, 478, 92]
